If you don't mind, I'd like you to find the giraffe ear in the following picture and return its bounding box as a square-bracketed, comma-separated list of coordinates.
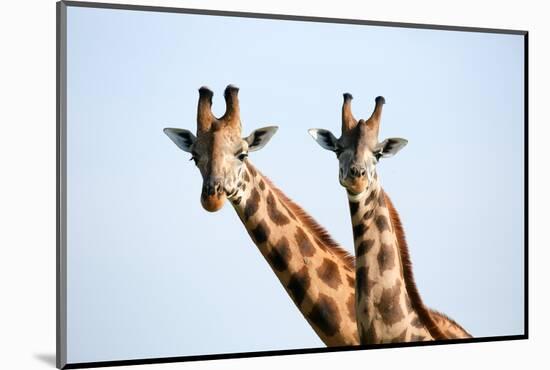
[163, 128, 196, 153]
[244, 126, 278, 152]
[308, 128, 339, 152]
[374, 137, 408, 159]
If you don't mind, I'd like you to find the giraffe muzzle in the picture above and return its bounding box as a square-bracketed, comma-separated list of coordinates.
[342, 175, 368, 195]
[201, 192, 226, 212]
[201, 178, 226, 212]
[349, 164, 366, 178]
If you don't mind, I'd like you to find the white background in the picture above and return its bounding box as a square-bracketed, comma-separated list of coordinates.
[0, 0, 546, 369]
[65, 5, 523, 362]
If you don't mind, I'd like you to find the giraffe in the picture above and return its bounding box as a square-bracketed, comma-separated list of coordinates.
[308, 93, 471, 343]
[164, 85, 360, 346]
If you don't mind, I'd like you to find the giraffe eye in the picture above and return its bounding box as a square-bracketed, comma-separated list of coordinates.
[237, 152, 248, 161]
[190, 152, 199, 165]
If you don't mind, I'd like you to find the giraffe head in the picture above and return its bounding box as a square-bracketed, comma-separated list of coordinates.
[164, 85, 278, 212]
[309, 94, 407, 195]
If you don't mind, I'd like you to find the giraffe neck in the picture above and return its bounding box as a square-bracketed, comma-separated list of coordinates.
[229, 161, 359, 346]
[349, 177, 446, 343]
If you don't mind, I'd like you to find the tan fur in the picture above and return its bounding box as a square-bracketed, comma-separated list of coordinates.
[236, 163, 359, 346]
[310, 93, 472, 343]
[384, 191, 448, 340]
[262, 170, 356, 271]
[430, 310, 472, 339]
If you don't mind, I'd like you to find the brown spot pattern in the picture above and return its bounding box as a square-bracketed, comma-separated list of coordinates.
[359, 322, 367, 342]
[243, 169, 251, 182]
[356, 266, 366, 302]
[295, 227, 315, 257]
[266, 191, 290, 226]
[287, 266, 310, 306]
[346, 274, 354, 288]
[266, 237, 291, 272]
[377, 243, 396, 275]
[356, 239, 375, 256]
[383, 192, 448, 341]
[411, 317, 424, 329]
[362, 320, 379, 344]
[352, 223, 365, 240]
[375, 280, 405, 326]
[362, 208, 375, 221]
[349, 201, 359, 216]
[346, 295, 356, 322]
[259, 179, 266, 191]
[391, 328, 408, 343]
[316, 258, 342, 289]
[356, 266, 375, 302]
[365, 190, 378, 206]
[405, 297, 413, 314]
[244, 188, 260, 221]
[251, 221, 270, 245]
[375, 215, 390, 233]
[307, 293, 341, 338]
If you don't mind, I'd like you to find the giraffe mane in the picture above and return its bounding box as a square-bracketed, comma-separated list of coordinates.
[255, 166, 356, 271]
[429, 309, 472, 338]
[382, 190, 449, 340]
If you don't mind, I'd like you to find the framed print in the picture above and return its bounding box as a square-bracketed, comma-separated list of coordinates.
[57, 1, 528, 368]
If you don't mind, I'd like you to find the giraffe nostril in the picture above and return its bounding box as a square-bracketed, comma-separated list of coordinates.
[204, 178, 224, 196]
[350, 165, 366, 178]
[207, 184, 215, 196]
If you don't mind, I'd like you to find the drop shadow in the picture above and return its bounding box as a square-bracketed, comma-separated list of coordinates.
[34, 353, 56, 367]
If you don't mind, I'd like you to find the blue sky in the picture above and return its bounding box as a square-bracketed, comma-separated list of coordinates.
[66, 5, 524, 363]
